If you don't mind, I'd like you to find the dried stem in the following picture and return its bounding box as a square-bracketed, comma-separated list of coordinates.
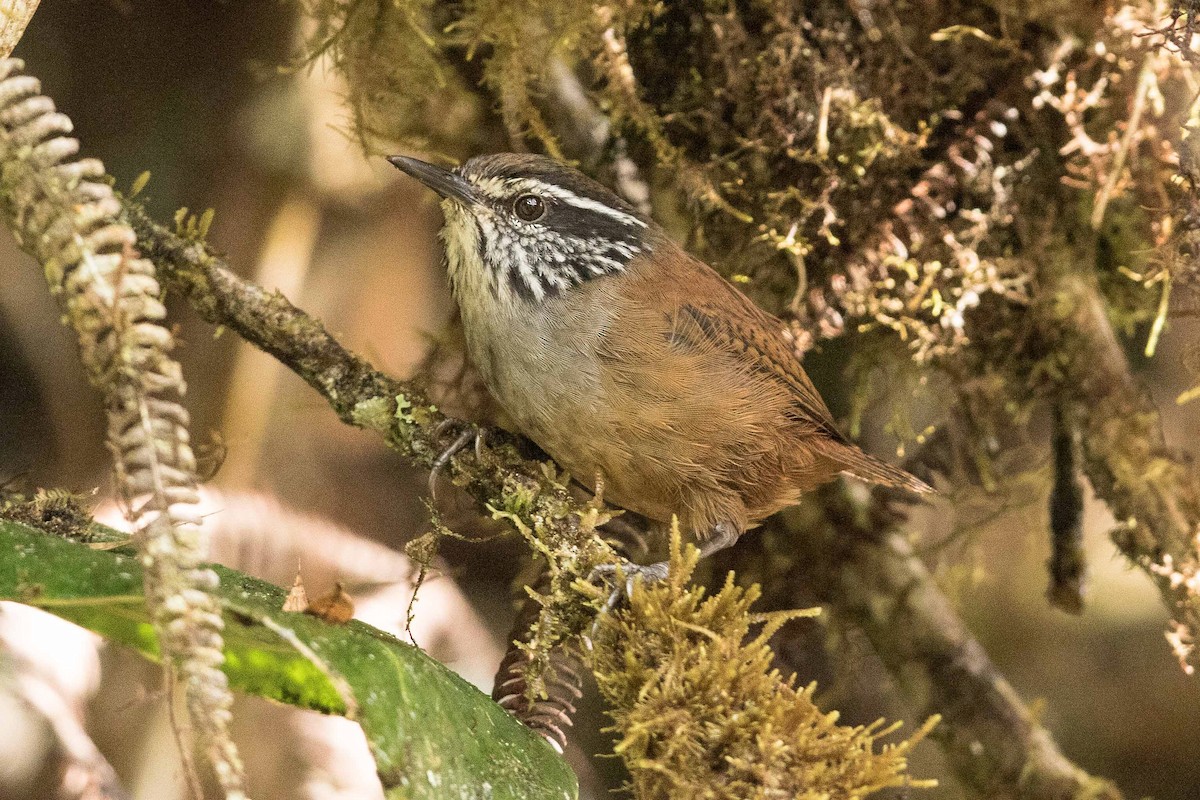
[0, 0, 39, 59]
[1090, 54, 1156, 230]
[0, 59, 245, 798]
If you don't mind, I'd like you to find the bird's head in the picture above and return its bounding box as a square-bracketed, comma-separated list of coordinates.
[388, 153, 652, 307]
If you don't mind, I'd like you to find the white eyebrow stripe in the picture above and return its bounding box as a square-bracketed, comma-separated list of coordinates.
[542, 185, 648, 228]
[473, 176, 508, 197]
[477, 175, 648, 230]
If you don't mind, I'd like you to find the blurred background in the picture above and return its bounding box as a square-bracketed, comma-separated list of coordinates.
[1, 2, 1200, 799]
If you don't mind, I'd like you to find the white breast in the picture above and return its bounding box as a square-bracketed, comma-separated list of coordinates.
[440, 202, 613, 456]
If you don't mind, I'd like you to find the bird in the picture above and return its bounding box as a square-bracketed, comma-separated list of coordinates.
[389, 152, 931, 569]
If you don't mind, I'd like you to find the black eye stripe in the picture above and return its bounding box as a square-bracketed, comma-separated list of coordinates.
[472, 183, 651, 302]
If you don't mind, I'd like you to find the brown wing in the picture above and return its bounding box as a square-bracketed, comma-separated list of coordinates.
[670, 293, 845, 442]
[653, 250, 933, 495]
[653, 252, 844, 440]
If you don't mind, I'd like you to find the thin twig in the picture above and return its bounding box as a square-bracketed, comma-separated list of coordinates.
[255, 614, 359, 718]
[1091, 54, 1156, 230]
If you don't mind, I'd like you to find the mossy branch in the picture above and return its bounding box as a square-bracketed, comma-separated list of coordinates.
[1036, 246, 1200, 674]
[125, 202, 623, 697]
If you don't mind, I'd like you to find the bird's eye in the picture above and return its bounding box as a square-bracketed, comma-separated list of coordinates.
[513, 193, 546, 222]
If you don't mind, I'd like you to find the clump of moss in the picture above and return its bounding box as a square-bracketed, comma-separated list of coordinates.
[590, 528, 937, 799]
[291, 0, 493, 158]
[293, 0, 1195, 374]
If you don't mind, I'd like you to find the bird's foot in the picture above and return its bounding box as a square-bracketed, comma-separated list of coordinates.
[428, 419, 487, 500]
[697, 520, 739, 559]
[587, 559, 669, 618]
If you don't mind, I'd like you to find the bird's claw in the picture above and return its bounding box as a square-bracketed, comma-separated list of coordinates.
[588, 559, 669, 619]
[428, 420, 487, 500]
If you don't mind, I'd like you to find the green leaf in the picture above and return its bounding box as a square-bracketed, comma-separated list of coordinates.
[0, 517, 577, 800]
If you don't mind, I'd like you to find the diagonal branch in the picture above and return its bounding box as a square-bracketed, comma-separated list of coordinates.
[125, 203, 622, 683]
[750, 484, 1123, 800]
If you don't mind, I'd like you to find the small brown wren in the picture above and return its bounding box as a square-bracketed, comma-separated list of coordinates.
[389, 153, 930, 562]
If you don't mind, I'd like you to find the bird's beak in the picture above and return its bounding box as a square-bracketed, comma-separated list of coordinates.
[387, 155, 477, 206]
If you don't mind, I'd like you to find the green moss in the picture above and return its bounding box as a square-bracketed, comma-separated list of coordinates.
[290, 0, 1186, 379]
[591, 527, 937, 799]
[289, 0, 491, 157]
